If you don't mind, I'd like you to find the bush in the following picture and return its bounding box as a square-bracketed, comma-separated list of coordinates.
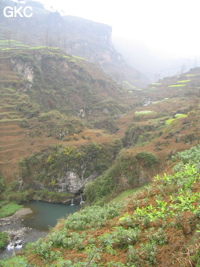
[84, 151, 158, 204]
[135, 152, 158, 168]
[0, 176, 5, 194]
[0, 232, 8, 250]
[65, 203, 123, 230]
[0, 256, 29, 267]
[172, 144, 200, 172]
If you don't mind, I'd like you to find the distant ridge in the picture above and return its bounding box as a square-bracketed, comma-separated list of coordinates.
[0, 0, 148, 87]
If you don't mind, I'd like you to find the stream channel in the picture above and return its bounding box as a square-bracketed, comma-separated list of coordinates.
[0, 201, 80, 260]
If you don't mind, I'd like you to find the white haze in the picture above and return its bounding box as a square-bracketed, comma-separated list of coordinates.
[38, 0, 200, 80]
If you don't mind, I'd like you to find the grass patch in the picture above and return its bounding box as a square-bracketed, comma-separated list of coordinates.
[135, 110, 155, 116]
[72, 55, 84, 60]
[111, 183, 151, 203]
[174, 113, 188, 118]
[0, 202, 22, 218]
[168, 84, 186, 88]
[165, 118, 175, 125]
[123, 81, 136, 89]
[165, 114, 188, 126]
[177, 80, 190, 83]
[152, 100, 162, 104]
[186, 74, 198, 77]
[29, 46, 47, 50]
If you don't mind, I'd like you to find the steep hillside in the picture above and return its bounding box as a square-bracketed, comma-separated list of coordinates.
[1, 52, 199, 204]
[82, 67, 200, 204]
[1, 145, 199, 266]
[0, 47, 135, 182]
[0, 3, 200, 266]
[0, 17, 199, 267]
[0, 0, 148, 87]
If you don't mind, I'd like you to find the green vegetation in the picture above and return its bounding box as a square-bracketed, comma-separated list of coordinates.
[37, 110, 84, 137]
[84, 151, 158, 204]
[172, 144, 200, 171]
[64, 204, 122, 230]
[122, 80, 136, 90]
[1, 188, 74, 205]
[177, 79, 190, 83]
[0, 256, 29, 267]
[123, 123, 160, 147]
[0, 48, 132, 126]
[72, 55, 84, 60]
[186, 74, 198, 77]
[0, 14, 200, 266]
[18, 140, 122, 192]
[168, 84, 186, 87]
[165, 113, 188, 126]
[174, 113, 188, 118]
[165, 118, 175, 125]
[110, 183, 150, 203]
[0, 177, 5, 194]
[0, 202, 22, 218]
[0, 232, 9, 250]
[1, 145, 198, 266]
[135, 110, 155, 116]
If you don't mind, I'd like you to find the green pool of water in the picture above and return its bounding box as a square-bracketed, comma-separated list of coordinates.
[23, 201, 80, 231]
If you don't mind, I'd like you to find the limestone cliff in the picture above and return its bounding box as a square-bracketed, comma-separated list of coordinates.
[0, 1, 148, 87]
[19, 141, 123, 195]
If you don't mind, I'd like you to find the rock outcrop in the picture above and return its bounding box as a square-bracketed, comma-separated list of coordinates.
[0, 1, 148, 87]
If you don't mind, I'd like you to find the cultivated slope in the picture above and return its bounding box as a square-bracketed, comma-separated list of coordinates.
[0, 47, 134, 181]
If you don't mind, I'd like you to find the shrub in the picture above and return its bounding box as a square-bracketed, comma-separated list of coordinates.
[127, 246, 142, 266]
[135, 152, 158, 168]
[65, 204, 122, 230]
[85, 150, 158, 204]
[0, 232, 8, 250]
[0, 176, 5, 194]
[0, 256, 29, 267]
[147, 228, 168, 245]
[172, 145, 200, 172]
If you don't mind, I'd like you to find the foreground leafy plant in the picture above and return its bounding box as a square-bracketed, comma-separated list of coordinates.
[147, 228, 168, 246]
[65, 203, 123, 230]
[0, 256, 29, 267]
[170, 191, 199, 213]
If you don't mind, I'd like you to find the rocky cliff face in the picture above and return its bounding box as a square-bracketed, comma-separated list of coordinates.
[31, 170, 98, 195]
[0, 2, 148, 87]
[7, 48, 132, 119]
[19, 141, 123, 195]
[47, 14, 148, 87]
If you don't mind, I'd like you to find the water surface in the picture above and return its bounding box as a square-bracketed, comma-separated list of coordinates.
[23, 201, 80, 231]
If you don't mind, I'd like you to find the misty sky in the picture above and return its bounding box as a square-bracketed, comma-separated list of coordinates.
[38, 0, 200, 59]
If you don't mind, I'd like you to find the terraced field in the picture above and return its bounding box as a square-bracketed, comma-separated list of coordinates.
[0, 48, 199, 185]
